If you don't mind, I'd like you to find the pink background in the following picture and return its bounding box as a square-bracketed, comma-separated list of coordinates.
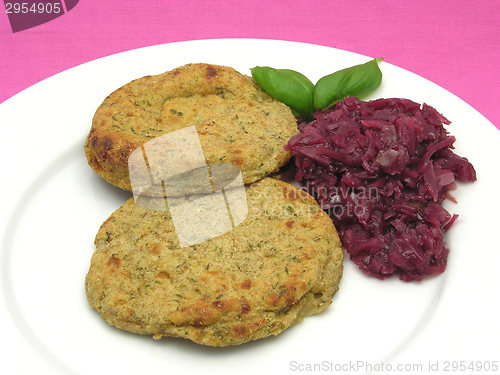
[1, 0, 499, 130]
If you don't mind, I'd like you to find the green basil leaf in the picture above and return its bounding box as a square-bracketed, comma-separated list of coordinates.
[313, 58, 383, 110]
[250, 66, 315, 119]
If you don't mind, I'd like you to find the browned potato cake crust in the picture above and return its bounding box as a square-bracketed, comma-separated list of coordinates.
[85, 178, 343, 346]
[84, 63, 299, 191]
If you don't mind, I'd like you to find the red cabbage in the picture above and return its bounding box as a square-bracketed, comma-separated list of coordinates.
[284, 96, 476, 281]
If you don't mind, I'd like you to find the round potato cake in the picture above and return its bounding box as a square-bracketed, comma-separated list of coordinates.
[85, 178, 343, 346]
[84, 63, 299, 191]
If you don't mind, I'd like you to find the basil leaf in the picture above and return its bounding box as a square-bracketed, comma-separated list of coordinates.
[251, 66, 314, 119]
[313, 58, 383, 110]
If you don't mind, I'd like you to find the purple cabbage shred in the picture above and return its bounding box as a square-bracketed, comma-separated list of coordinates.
[284, 96, 476, 281]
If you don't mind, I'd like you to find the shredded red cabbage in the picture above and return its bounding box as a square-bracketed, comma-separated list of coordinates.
[284, 96, 476, 281]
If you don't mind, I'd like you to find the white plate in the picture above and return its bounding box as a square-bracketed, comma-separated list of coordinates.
[1, 39, 499, 375]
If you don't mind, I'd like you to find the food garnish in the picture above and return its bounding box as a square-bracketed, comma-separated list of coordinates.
[251, 58, 383, 119]
[249, 66, 315, 119]
[313, 58, 383, 111]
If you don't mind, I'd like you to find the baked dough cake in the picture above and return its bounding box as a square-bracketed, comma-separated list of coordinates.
[85, 178, 343, 346]
[84, 63, 299, 191]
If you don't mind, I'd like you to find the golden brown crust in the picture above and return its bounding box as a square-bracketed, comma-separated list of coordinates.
[84, 63, 299, 191]
[85, 178, 343, 346]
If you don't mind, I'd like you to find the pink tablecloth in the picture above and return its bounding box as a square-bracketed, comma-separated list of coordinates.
[1, 0, 499, 129]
